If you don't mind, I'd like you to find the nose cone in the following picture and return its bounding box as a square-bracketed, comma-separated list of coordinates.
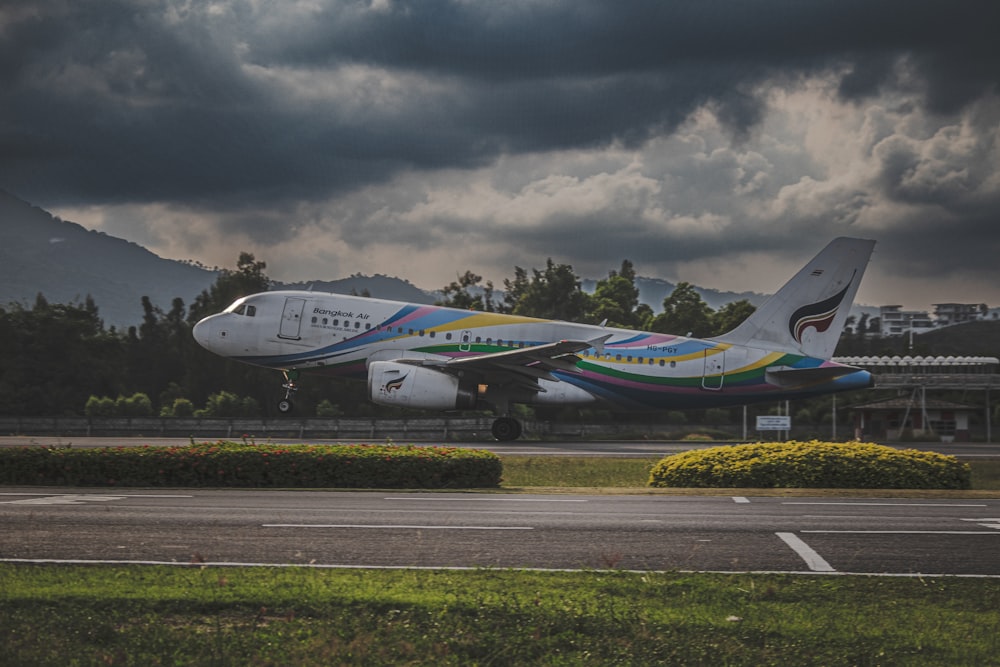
[192, 316, 215, 350]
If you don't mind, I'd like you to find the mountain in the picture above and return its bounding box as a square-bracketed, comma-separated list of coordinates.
[0, 190, 435, 328]
[0, 190, 217, 329]
[277, 275, 435, 305]
[1, 190, 876, 329]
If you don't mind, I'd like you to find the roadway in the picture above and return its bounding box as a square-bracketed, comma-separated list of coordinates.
[2, 488, 999, 576]
[1, 436, 998, 459]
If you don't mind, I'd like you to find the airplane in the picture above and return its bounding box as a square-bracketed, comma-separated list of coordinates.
[192, 237, 876, 440]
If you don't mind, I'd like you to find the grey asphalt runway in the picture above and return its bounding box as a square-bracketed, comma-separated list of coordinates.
[1, 436, 998, 459]
[2, 488, 998, 576]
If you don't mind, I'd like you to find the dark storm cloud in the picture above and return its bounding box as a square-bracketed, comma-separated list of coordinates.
[2, 0, 997, 210]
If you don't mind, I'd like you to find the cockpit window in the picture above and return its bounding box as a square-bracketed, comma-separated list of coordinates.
[225, 299, 257, 317]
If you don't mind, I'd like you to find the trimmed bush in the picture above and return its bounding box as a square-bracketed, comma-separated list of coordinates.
[648, 440, 971, 489]
[0, 441, 502, 489]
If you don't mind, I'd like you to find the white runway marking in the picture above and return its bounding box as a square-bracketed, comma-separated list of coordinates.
[2, 557, 999, 578]
[776, 532, 835, 572]
[783, 502, 987, 507]
[962, 519, 1000, 530]
[383, 497, 587, 503]
[733, 497, 750, 504]
[0, 493, 193, 504]
[263, 524, 533, 530]
[802, 530, 1000, 535]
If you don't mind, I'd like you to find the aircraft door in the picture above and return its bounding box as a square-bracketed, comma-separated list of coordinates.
[702, 349, 725, 390]
[278, 297, 306, 340]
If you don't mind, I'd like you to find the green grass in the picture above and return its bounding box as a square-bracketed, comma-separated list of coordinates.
[971, 459, 1000, 489]
[500, 456, 1000, 491]
[3, 564, 999, 666]
[500, 456, 660, 488]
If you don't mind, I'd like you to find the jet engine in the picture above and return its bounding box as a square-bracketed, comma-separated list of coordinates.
[368, 361, 477, 410]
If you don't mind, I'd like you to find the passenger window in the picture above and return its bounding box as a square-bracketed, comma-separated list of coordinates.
[446, 333, 452, 340]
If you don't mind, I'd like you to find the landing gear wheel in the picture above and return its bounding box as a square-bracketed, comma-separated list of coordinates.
[278, 369, 299, 416]
[491, 417, 522, 441]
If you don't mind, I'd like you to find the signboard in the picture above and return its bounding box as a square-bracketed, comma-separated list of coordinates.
[756, 415, 791, 431]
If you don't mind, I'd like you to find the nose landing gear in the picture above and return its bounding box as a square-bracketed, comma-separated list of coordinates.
[278, 369, 300, 414]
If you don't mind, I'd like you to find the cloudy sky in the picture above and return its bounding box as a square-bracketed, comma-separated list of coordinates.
[2, 0, 999, 311]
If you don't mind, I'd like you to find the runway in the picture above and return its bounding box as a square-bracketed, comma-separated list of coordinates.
[2, 435, 998, 459]
[2, 488, 999, 576]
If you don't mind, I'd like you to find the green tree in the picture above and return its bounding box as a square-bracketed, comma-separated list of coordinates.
[588, 260, 642, 328]
[648, 282, 714, 337]
[711, 299, 756, 335]
[437, 271, 496, 311]
[0, 297, 123, 416]
[187, 252, 270, 324]
[506, 259, 591, 321]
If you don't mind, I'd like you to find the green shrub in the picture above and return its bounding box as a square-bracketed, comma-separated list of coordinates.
[315, 399, 343, 418]
[648, 440, 971, 489]
[84, 395, 115, 418]
[0, 441, 502, 489]
[113, 393, 153, 417]
[160, 397, 194, 418]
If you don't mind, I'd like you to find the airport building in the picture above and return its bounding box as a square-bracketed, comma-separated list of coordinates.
[835, 355, 1000, 442]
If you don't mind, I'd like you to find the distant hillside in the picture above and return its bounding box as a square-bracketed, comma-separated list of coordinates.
[0, 190, 437, 327]
[0, 189, 879, 329]
[0, 190, 217, 329]
[912, 321, 1000, 357]
[277, 275, 435, 304]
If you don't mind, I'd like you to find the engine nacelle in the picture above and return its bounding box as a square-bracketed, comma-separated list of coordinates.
[368, 361, 477, 410]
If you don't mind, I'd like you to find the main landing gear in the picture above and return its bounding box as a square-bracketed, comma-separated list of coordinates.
[277, 370, 299, 414]
[491, 416, 522, 441]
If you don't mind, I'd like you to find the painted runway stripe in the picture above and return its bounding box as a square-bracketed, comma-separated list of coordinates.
[776, 532, 835, 572]
[383, 497, 587, 503]
[733, 497, 750, 504]
[802, 530, 1000, 535]
[263, 523, 533, 530]
[783, 502, 987, 507]
[3, 558, 1000, 578]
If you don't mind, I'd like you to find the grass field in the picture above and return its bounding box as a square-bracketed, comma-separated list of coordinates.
[3, 454, 999, 665]
[3, 564, 999, 666]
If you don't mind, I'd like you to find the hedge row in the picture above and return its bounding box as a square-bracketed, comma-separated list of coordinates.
[0, 441, 502, 489]
[648, 440, 971, 489]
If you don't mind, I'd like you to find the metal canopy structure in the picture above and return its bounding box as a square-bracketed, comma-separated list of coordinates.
[833, 355, 1000, 442]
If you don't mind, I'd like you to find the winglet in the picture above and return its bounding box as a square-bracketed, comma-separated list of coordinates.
[587, 333, 613, 356]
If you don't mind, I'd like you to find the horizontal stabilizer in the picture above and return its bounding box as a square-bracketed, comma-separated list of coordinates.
[765, 364, 868, 388]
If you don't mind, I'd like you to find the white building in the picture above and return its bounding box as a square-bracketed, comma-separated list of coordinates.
[933, 303, 986, 326]
[879, 305, 933, 337]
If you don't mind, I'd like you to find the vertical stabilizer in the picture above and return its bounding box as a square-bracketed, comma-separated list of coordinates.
[712, 237, 875, 359]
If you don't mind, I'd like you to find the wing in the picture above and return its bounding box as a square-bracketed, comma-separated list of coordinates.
[398, 337, 608, 395]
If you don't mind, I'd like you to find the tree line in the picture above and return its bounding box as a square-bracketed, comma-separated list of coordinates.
[7, 252, 870, 421]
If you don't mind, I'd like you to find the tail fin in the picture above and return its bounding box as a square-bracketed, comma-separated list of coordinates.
[712, 237, 876, 359]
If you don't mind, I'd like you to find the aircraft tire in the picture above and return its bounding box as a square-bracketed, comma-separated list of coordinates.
[491, 417, 522, 441]
[277, 399, 293, 414]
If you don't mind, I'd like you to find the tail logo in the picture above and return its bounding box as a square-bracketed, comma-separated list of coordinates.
[788, 273, 855, 344]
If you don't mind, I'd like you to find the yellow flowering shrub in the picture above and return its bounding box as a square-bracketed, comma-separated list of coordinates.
[648, 440, 971, 489]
